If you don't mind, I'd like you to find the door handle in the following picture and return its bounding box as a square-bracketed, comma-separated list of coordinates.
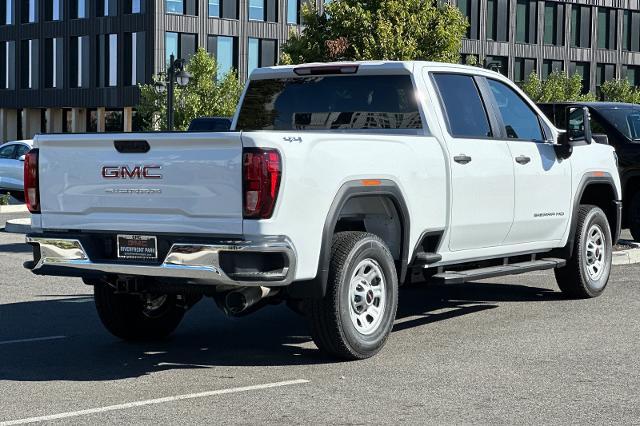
[453, 154, 472, 165]
[515, 155, 531, 165]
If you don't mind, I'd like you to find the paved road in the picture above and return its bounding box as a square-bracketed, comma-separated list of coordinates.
[1, 227, 640, 424]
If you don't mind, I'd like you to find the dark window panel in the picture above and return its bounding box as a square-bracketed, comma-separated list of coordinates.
[221, 0, 237, 19]
[260, 39, 277, 67]
[266, 0, 277, 22]
[542, 59, 563, 79]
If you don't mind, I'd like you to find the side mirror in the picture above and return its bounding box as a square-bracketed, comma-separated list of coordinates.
[593, 133, 609, 145]
[18, 155, 25, 162]
[562, 106, 592, 144]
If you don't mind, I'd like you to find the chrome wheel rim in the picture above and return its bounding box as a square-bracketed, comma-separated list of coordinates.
[348, 259, 386, 335]
[585, 224, 606, 283]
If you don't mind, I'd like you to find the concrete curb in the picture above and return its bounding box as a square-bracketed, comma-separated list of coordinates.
[613, 249, 640, 266]
[0, 204, 28, 214]
[4, 217, 31, 234]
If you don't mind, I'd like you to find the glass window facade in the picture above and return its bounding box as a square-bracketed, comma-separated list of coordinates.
[484, 55, 508, 76]
[209, 0, 220, 17]
[249, 0, 264, 20]
[207, 35, 237, 79]
[3, 0, 14, 24]
[487, 0, 509, 42]
[542, 59, 563, 79]
[247, 38, 277, 76]
[45, 0, 62, 21]
[21, 0, 38, 23]
[0, 41, 15, 89]
[99, 0, 118, 16]
[625, 65, 640, 87]
[166, 0, 183, 14]
[623, 11, 640, 52]
[287, 0, 298, 24]
[543, 2, 564, 46]
[570, 61, 590, 93]
[457, 0, 479, 39]
[20, 39, 38, 89]
[70, 0, 87, 18]
[514, 57, 536, 83]
[131, 0, 142, 13]
[571, 5, 591, 48]
[597, 8, 616, 50]
[167, 0, 197, 15]
[516, 0, 536, 44]
[125, 32, 145, 86]
[97, 34, 118, 87]
[165, 32, 197, 66]
[44, 38, 63, 88]
[70, 36, 89, 88]
[596, 63, 616, 93]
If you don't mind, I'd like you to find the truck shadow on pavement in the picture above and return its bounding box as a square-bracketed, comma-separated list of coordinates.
[0, 281, 562, 382]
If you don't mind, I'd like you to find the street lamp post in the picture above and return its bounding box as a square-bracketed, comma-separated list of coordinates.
[155, 54, 192, 131]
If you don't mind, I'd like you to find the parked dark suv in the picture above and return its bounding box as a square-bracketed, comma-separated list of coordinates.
[539, 102, 640, 240]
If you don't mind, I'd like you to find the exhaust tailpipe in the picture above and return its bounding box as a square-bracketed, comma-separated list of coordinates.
[222, 286, 278, 316]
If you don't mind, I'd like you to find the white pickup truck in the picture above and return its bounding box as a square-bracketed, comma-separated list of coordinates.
[24, 62, 621, 360]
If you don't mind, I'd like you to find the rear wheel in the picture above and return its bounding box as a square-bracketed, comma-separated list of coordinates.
[94, 283, 186, 341]
[629, 191, 640, 241]
[555, 205, 612, 298]
[306, 231, 398, 360]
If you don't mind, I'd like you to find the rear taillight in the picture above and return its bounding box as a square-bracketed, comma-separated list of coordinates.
[243, 148, 281, 219]
[24, 148, 40, 213]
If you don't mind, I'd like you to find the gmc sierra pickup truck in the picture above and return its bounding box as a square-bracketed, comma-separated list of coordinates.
[24, 62, 621, 360]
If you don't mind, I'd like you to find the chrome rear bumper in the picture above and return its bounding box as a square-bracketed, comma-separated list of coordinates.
[25, 235, 296, 287]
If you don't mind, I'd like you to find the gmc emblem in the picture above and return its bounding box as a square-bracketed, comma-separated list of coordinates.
[102, 165, 163, 179]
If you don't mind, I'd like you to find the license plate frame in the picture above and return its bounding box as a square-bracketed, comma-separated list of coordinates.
[117, 234, 158, 260]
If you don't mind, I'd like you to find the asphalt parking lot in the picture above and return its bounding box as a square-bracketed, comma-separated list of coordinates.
[1, 225, 640, 424]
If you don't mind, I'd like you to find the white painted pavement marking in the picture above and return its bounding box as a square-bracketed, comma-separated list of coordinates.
[0, 379, 310, 425]
[0, 336, 67, 346]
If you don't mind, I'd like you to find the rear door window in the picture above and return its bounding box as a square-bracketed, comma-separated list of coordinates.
[432, 73, 493, 138]
[236, 75, 422, 131]
[0, 145, 15, 159]
[14, 144, 30, 158]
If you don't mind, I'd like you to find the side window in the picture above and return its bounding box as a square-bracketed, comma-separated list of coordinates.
[0, 145, 15, 159]
[14, 145, 30, 158]
[487, 79, 544, 141]
[432, 73, 492, 138]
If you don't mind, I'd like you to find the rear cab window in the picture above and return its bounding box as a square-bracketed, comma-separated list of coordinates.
[431, 73, 493, 138]
[236, 74, 423, 131]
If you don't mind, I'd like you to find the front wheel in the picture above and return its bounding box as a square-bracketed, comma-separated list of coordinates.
[306, 231, 398, 360]
[94, 283, 186, 341]
[555, 205, 612, 298]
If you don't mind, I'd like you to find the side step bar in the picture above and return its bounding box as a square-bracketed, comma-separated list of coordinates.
[432, 258, 567, 285]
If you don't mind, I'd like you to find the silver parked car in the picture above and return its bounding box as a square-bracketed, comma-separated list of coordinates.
[0, 140, 33, 193]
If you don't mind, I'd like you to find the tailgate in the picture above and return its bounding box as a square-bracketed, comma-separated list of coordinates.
[37, 132, 243, 235]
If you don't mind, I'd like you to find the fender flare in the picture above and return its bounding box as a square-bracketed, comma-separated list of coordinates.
[564, 172, 621, 255]
[287, 179, 411, 299]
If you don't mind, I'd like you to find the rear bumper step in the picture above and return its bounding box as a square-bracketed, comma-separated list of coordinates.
[25, 235, 296, 287]
[432, 258, 566, 284]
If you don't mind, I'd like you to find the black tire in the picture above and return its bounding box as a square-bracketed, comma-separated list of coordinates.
[306, 231, 398, 360]
[629, 191, 640, 242]
[94, 283, 185, 341]
[554, 205, 612, 299]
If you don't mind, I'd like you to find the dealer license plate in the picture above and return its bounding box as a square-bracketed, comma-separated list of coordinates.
[117, 234, 158, 260]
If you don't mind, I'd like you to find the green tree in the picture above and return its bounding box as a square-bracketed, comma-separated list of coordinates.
[600, 79, 640, 104]
[136, 48, 243, 131]
[521, 71, 596, 102]
[281, 0, 468, 64]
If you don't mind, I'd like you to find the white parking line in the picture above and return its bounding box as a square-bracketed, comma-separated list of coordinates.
[0, 336, 67, 346]
[0, 379, 310, 425]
